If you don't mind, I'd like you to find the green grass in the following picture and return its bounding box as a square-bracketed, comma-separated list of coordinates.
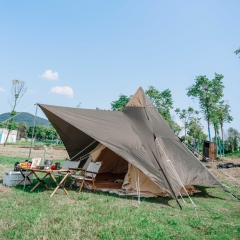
[225, 151, 240, 158]
[6, 141, 66, 149]
[0, 155, 27, 165]
[0, 156, 240, 239]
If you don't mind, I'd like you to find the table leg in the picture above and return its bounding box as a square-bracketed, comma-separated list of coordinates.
[30, 172, 49, 192]
[17, 169, 32, 185]
[50, 173, 69, 197]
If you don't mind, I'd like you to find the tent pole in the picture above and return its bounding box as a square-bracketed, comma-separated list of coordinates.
[69, 140, 96, 161]
[28, 104, 38, 161]
[176, 199, 182, 210]
[230, 193, 239, 200]
[24, 104, 38, 191]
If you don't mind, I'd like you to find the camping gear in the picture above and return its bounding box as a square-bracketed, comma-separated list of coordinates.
[37, 87, 227, 202]
[3, 171, 33, 186]
[36, 165, 45, 170]
[17, 165, 73, 197]
[44, 159, 53, 166]
[71, 162, 102, 192]
[217, 163, 238, 169]
[14, 162, 20, 171]
[54, 161, 80, 184]
[51, 165, 56, 170]
[55, 162, 61, 170]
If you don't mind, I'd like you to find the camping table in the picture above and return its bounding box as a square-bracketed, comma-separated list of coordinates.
[16, 167, 33, 185]
[17, 166, 72, 197]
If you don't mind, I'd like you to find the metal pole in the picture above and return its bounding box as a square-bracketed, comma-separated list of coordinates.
[28, 104, 38, 161]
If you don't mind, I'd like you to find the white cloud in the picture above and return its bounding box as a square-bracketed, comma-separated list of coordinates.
[0, 87, 6, 92]
[50, 86, 73, 98]
[41, 70, 58, 80]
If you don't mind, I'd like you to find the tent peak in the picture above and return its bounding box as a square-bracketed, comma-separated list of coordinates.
[125, 87, 154, 108]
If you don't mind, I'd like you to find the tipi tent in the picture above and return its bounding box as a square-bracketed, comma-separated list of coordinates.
[38, 87, 225, 202]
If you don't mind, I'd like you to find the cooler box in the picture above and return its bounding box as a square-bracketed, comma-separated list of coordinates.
[3, 171, 33, 186]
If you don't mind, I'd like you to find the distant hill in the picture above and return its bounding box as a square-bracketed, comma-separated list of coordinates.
[0, 112, 50, 127]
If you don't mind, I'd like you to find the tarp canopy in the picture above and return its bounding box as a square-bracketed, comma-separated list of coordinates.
[38, 87, 224, 199]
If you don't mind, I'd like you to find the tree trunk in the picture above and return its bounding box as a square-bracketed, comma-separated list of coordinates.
[4, 98, 17, 146]
[207, 118, 211, 141]
[184, 123, 187, 142]
[221, 124, 224, 156]
[3, 129, 11, 146]
[214, 124, 219, 156]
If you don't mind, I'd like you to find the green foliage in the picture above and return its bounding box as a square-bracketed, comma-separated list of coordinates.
[169, 120, 182, 135]
[111, 94, 131, 111]
[225, 127, 240, 152]
[234, 48, 240, 57]
[210, 101, 233, 155]
[27, 125, 58, 140]
[175, 107, 199, 140]
[225, 150, 240, 158]
[188, 119, 207, 146]
[187, 73, 224, 140]
[216, 101, 233, 128]
[146, 86, 173, 124]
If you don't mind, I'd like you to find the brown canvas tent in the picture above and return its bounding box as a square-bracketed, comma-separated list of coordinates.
[38, 87, 226, 203]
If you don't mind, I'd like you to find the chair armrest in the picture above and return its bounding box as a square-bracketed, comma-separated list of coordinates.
[69, 168, 87, 171]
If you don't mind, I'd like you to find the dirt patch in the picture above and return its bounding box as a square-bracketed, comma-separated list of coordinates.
[0, 145, 68, 160]
[203, 158, 240, 186]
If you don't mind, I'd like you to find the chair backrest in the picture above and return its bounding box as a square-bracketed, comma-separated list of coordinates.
[61, 161, 80, 170]
[86, 162, 102, 178]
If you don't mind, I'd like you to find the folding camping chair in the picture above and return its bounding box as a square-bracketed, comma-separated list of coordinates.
[71, 162, 102, 193]
[53, 161, 80, 186]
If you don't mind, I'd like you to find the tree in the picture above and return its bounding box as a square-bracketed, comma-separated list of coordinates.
[145, 86, 173, 125]
[216, 101, 233, 155]
[27, 125, 58, 140]
[111, 94, 131, 111]
[18, 122, 28, 139]
[225, 128, 240, 152]
[4, 80, 27, 146]
[187, 73, 224, 141]
[170, 120, 182, 136]
[188, 118, 207, 152]
[234, 48, 240, 58]
[175, 107, 199, 141]
[46, 125, 58, 140]
[0, 121, 7, 128]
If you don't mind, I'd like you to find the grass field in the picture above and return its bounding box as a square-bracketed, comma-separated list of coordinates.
[225, 151, 240, 159]
[0, 155, 240, 240]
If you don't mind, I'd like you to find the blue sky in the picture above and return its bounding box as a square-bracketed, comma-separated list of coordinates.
[0, 1, 239, 134]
